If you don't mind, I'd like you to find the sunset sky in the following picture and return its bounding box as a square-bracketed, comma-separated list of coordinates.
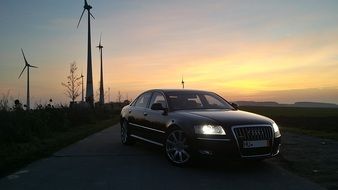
[0, 0, 338, 106]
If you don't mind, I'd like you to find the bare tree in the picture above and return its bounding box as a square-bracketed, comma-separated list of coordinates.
[61, 62, 81, 103]
[117, 91, 122, 103]
[0, 90, 11, 111]
[95, 85, 100, 101]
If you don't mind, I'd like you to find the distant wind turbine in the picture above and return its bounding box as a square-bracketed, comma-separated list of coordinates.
[181, 75, 185, 89]
[18, 49, 38, 110]
[77, 0, 95, 107]
[80, 73, 84, 102]
[97, 33, 104, 105]
[108, 87, 111, 103]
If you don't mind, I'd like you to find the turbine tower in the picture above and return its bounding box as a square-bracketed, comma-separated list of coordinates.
[77, 0, 95, 107]
[108, 87, 111, 103]
[181, 75, 185, 89]
[18, 49, 38, 110]
[80, 73, 84, 102]
[97, 34, 104, 105]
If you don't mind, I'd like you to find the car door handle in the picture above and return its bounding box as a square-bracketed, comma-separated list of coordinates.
[143, 112, 148, 116]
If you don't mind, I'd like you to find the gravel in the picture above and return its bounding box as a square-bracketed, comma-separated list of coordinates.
[277, 131, 338, 190]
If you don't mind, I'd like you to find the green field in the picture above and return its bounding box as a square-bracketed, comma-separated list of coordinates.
[240, 106, 338, 140]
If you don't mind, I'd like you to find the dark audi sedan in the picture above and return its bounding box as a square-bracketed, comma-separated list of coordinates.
[120, 89, 281, 166]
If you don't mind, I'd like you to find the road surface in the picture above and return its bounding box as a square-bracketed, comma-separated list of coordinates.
[0, 124, 324, 190]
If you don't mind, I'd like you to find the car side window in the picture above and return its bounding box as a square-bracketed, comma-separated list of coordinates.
[149, 92, 167, 109]
[134, 92, 151, 108]
[204, 94, 225, 108]
[130, 98, 138, 106]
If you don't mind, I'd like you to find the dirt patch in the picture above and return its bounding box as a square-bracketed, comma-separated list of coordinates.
[276, 131, 338, 190]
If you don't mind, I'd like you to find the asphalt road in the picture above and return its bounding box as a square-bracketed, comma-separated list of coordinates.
[0, 124, 324, 190]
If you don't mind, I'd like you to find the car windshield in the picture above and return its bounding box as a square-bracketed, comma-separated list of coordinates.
[165, 91, 234, 111]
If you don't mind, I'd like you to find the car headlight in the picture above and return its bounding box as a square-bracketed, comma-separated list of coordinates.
[194, 125, 226, 135]
[272, 123, 281, 138]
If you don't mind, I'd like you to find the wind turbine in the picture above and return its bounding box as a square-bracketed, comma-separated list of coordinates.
[97, 33, 104, 105]
[18, 49, 38, 110]
[108, 87, 111, 103]
[77, 0, 95, 107]
[181, 75, 185, 89]
[80, 73, 84, 102]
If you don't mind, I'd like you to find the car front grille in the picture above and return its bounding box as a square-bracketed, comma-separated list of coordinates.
[233, 126, 272, 141]
[232, 125, 273, 157]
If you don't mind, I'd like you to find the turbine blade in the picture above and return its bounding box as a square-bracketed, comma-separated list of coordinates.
[18, 66, 27, 79]
[99, 32, 102, 45]
[29, 65, 38, 68]
[21, 48, 28, 65]
[90, 12, 95, 19]
[84, 0, 88, 6]
[77, 9, 85, 28]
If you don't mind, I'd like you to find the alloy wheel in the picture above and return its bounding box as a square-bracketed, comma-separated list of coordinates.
[165, 130, 191, 164]
[121, 121, 128, 143]
[121, 120, 134, 145]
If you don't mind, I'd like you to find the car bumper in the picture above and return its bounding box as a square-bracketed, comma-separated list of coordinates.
[192, 136, 281, 159]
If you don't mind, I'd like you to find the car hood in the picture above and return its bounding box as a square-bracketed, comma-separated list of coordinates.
[181, 109, 273, 127]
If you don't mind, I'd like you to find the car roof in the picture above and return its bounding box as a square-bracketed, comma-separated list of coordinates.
[148, 89, 213, 94]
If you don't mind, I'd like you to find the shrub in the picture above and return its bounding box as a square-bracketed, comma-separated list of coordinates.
[0, 103, 119, 144]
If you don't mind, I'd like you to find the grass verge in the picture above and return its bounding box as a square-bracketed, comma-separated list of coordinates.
[275, 130, 338, 190]
[0, 115, 119, 177]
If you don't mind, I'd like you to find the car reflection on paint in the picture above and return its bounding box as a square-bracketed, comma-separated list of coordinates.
[120, 89, 281, 166]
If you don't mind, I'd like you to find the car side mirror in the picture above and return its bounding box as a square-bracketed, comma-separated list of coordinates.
[231, 103, 239, 110]
[151, 103, 168, 115]
[151, 103, 165, 110]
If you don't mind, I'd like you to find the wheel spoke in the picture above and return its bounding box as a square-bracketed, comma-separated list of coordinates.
[167, 147, 176, 152]
[178, 152, 183, 162]
[182, 150, 190, 159]
[171, 133, 178, 142]
[166, 139, 175, 145]
[174, 151, 179, 158]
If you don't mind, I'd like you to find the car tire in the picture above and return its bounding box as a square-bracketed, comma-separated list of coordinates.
[165, 129, 192, 166]
[121, 120, 134, 145]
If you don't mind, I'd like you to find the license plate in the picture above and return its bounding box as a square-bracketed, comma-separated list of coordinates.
[243, 140, 269, 148]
